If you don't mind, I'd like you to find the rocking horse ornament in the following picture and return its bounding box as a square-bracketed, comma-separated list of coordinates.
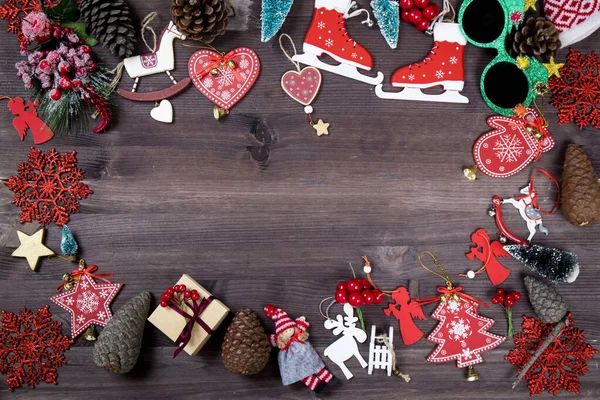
[490, 169, 561, 246]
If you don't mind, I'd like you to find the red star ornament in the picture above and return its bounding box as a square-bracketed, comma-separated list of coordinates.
[50, 274, 122, 338]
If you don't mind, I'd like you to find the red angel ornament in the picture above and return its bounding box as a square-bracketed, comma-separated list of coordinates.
[3, 97, 54, 144]
[461, 228, 511, 285]
[383, 287, 427, 345]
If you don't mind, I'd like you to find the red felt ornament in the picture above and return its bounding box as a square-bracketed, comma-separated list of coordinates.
[549, 49, 599, 129]
[0, 305, 72, 391]
[382, 287, 427, 345]
[461, 228, 511, 285]
[3, 147, 93, 226]
[0, 0, 58, 47]
[1, 96, 54, 144]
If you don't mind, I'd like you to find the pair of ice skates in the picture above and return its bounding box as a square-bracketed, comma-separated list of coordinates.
[292, 0, 469, 104]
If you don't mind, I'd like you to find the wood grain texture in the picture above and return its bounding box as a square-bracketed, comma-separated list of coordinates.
[1, 1, 599, 398]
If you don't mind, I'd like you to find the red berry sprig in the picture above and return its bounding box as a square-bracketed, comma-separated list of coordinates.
[400, 0, 440, 32]
[335, 278, 384, 307]
[491, 288, 521, 338]
[160, 284, 200, 308]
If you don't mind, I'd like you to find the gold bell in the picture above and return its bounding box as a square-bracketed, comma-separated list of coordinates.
[466, 365, 480, 382]
[463, 165, 477, 181]
[533, 130, 543, 140]
[63, 281, 74, 291]
[210, 68, 219, 76]
[213, 106, 229, 120]
[62, 273, 73, 282]
[228, 60, 236, 69]
[84, 325, 97, 341]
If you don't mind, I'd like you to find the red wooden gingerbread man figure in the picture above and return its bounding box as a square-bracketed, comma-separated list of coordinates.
[3, 97, 54, 144]
[383, 287, 427, 345]
[462, 228, 511, 286]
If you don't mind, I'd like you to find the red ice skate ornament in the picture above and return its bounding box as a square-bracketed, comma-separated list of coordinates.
[292, 0, 384, 85]
[473, 107, 555, 179]
[383, 287, 427, 345]
[461, 229, 511, 286]
[2, 96, 53, 144]
[189, 47, 260, 119]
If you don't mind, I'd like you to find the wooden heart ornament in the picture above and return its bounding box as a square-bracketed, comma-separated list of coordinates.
[281, 67, 322, 106]
[188, 47, 260, 111]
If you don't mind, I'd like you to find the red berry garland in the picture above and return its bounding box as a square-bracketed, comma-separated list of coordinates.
[491, 288, 521, 337]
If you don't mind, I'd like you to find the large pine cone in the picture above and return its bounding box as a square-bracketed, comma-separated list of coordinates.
[507, 17, 560, 62]
[562, 144, 600, 226]
[171, 0, 229, 43]
[524, 277, 567, 324]
[222, 309, 270, 375]
[79, 0, 136, 58]
[93, 292, 151, 374]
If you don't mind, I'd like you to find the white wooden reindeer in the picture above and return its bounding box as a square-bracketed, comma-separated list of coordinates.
[503, 185, 549, 243]
[323, 303, 368, 380]
[368, 325, 394, 376]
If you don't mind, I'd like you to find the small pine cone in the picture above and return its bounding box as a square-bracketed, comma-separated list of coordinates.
[79, 0, 137, 58]
[562, 144, 600, 226]
[171, 0, 229, 43]
[508, 17, 560, 63]
[222, 309, 271, 375]
[93, 292, 151, 374]
[524, 277, 568, 324]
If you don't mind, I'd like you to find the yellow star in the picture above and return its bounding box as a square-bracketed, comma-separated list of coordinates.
[524, 0, 536, 11]
[312, 119, 330, 136]
[544, 56, 564, 78]
[12, 229, 54, 271]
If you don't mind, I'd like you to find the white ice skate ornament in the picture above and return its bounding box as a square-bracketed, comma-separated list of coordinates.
[293, 0, 384, 85]
[323, 303, 368, 379]
[367, 325, 394, 376]
[375, 22, 469, 103]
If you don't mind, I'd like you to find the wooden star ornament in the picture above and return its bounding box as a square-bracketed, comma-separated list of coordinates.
[312, 119, 330, 136]
[524, 0, 536, 11]
[12, 229, 54, 271]
[544, 57, 564, 78]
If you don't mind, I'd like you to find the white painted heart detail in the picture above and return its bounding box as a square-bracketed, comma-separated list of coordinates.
[281, 67, 322, 106]
[150, 100, 173, 123]
[188, 47, 260, 110]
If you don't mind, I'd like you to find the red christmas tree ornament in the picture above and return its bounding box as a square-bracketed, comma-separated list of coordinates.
[2, 97, 54, 144]
[461, 228, 511, 285]
[472, 108, 555, 179]
[51, 266, 122, 339]
[0, 305, 72, 391]
[3, 147, 93, 226]
[382, 287, 427, 345]
[505, 315, 598, 396]
[549, 48, 599, 129]
[0, 0, 58, 47]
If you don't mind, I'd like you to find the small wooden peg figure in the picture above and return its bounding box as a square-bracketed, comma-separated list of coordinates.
[3, 97, 54, 144]
[463, 229, 511, 286]
[383, 287, 427, 345]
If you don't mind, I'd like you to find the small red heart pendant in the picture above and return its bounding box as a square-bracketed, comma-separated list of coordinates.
[188, 47, 260, 111]
[281, 67, 322, 106]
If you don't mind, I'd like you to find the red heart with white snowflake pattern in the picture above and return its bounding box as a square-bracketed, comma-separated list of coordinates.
[188, 47, 260, 111]
[281, 67, 322, 106]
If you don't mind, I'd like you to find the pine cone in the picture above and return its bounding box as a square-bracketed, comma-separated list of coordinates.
[93, 292, 151, 374]
[524, 277, 568, 324]
[171, 0, 229, 43]
[222, 309, 270, 375]
[562, 144, 600, 226]
[79, 0, 136, 58]
[508, 17, 560, 62]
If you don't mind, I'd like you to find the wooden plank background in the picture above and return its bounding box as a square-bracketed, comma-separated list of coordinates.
[1, 1, 599, 398]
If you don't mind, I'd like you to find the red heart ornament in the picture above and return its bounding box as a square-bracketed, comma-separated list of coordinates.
[473, 109, 555, 178]
[281, 67, 322, 106]
[188, 47, 260, 110]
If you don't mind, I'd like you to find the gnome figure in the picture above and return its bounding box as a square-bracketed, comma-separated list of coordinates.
[264, 304, 335, 392]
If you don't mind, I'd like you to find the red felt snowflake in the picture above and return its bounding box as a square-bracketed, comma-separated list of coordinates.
[0, 0, 58, 46]
[0, 305, 72, 391]
[505, 314, 598, 397]
[3, 147, 93, 226]
[549, 48, 600, 129]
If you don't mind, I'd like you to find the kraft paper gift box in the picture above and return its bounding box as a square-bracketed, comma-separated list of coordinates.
[148, 274, 229, 356]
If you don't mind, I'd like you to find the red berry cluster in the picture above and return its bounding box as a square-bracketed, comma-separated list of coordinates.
[491, 288, 521, 308]
[160, 284, 201, 308]
[335, 278, 384, 307]
[400, 0, 440, 32]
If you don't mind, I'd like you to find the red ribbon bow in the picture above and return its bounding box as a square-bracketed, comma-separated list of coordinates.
[414, 285, 488, 308]
[171, 296, 215, 358]
[57, 264, 113, 291]
[509, 116, 550, 161]
[194, 50, 243, 82]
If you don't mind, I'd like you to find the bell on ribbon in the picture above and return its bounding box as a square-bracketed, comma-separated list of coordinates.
[228, 60, 236, 69]
[463, 165, 478, 181]
[63, 281, 74, 291]
[84, 325, 97, 341]
[210, 68, 219, 76]
[62, 273, 73, 282]
[213, 106, 229, 121]
[466, 365, 480, 381]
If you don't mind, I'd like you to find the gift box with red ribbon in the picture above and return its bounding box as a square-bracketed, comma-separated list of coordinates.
[148, 274, 229, 357]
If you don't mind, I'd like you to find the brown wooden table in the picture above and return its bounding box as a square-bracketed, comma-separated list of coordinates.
[1, 1, 599, 398]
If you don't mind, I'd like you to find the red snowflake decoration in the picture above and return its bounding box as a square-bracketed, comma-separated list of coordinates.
[3, 147, 93, 226]
[505, 314, 598, 397]
[549, 48, 600, 129]
[0, 0, 58, 46]
[0, 305, 72, 391]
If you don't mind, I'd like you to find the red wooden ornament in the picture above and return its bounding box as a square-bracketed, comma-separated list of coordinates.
[383, 287, 427, 345]
[6, 97, 54, 144]
[281, 66, 322, 106]
[188, 47, 260, 111]
[463, 228, 511, 286]
[473, 108, 554, 178]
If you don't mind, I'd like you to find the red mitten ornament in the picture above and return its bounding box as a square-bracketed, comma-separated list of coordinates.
[472, 108, 554, 178]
